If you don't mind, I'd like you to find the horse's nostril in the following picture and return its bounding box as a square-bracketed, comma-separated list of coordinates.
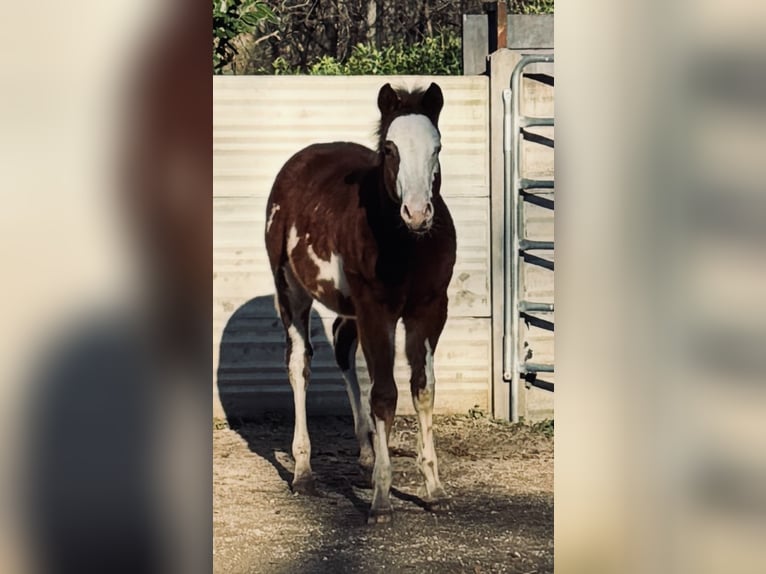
[425, 202, 433, 216]
[402, 204, 412, 219]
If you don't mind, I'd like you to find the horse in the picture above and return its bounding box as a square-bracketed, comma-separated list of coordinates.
[264, 82, 456, 523]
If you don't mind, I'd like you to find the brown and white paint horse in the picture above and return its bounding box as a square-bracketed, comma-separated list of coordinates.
[265, 83, 456, 523]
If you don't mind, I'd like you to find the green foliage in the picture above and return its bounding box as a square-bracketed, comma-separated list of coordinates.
[264, 32, 462, 76]
[510, 0, 555, 14]
[271, 56, 301, 75]
[213, 0, 278, 73]
[530, 418, 554, 438]
[307, 55, 344, 76]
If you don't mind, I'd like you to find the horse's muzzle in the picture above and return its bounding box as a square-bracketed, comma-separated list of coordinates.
[400, 201, 433, 232]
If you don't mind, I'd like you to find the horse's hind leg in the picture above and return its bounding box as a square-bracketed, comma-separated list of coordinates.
[332, 317, 374, 474]
[403, 297, 450, 510]
[275, 265, 317, 495]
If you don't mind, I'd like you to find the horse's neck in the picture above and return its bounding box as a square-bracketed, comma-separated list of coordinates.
[365, 168, 407, 236]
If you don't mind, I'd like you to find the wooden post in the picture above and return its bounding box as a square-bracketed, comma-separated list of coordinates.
[484, 2, 498, 54]
[496, 1, 508, 49]
[483, 1, 508, 54]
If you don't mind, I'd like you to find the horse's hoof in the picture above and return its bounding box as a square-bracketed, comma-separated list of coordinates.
[425, 496, 452, 512]
[292, 476, 319, 496]
[418, 485, 451, 511]
[367, 507, 394, 525]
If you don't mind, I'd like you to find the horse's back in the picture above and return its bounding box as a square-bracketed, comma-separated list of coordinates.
[269, 142, 377, 203]
[266, 142, 378, 294]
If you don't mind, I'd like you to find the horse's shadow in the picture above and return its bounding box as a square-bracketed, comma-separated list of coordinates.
[217, 295, 373, 515]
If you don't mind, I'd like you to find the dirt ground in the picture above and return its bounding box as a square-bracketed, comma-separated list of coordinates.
[214, 414, 553, 574]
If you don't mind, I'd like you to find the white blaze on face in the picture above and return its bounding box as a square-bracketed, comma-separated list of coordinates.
[385, 114, 441, 209]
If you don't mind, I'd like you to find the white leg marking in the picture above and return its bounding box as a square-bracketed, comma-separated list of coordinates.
[370, 419, 393, 514]
[266, 204, 281, 233]
[341, 345, 374, 468]
[287, 324, 311, 481]
[413, 339, 446, 500]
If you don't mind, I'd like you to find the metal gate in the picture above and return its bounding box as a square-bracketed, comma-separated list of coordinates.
[502, 54, 555, 422]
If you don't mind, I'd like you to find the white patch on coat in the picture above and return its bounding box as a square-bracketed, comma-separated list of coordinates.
[266, 204, 281, 233]
[385, 114, 441, 207]
[306, 244, 350, 296]
[287, 224, 300, 254]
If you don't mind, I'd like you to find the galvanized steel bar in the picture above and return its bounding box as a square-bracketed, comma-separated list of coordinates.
[509, 57, 524, 422]
[520, 362, 555, 374]
[519, 239, 554, 251]
[519, 300, 554, 313]
[520, 178, 554, 190]
[502, 54, 554, 422]
[502, 88, 514, 388]
[521, 116, 554, 128]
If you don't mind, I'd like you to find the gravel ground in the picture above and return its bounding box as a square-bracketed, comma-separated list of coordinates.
[214, 414, 553, 573]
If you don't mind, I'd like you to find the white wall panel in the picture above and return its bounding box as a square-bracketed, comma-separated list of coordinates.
[213, 76, 491, 418]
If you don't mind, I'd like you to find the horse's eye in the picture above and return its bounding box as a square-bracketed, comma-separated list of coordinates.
[383, 142, 396, 156]
[435, 145, 442, 154]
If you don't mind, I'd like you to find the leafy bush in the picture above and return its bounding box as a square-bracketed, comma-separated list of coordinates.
[213, 0, 278, 73]
[531, 419, 554, 437]
[511, 0, 555, 14]
[264, 32, 461, 76]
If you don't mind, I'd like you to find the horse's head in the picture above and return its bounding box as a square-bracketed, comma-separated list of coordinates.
[377, 83, 444, 234]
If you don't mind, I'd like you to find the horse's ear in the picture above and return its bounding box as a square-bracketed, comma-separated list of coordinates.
[377, 83, 400, 115]
[422, 82, 444, 124]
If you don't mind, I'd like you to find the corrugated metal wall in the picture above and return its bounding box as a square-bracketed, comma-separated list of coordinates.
[213, 76, 491, 419]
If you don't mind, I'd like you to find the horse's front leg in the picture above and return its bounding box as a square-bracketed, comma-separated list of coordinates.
[356, 311, 398, 524]
[403, 297, 450, 509]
